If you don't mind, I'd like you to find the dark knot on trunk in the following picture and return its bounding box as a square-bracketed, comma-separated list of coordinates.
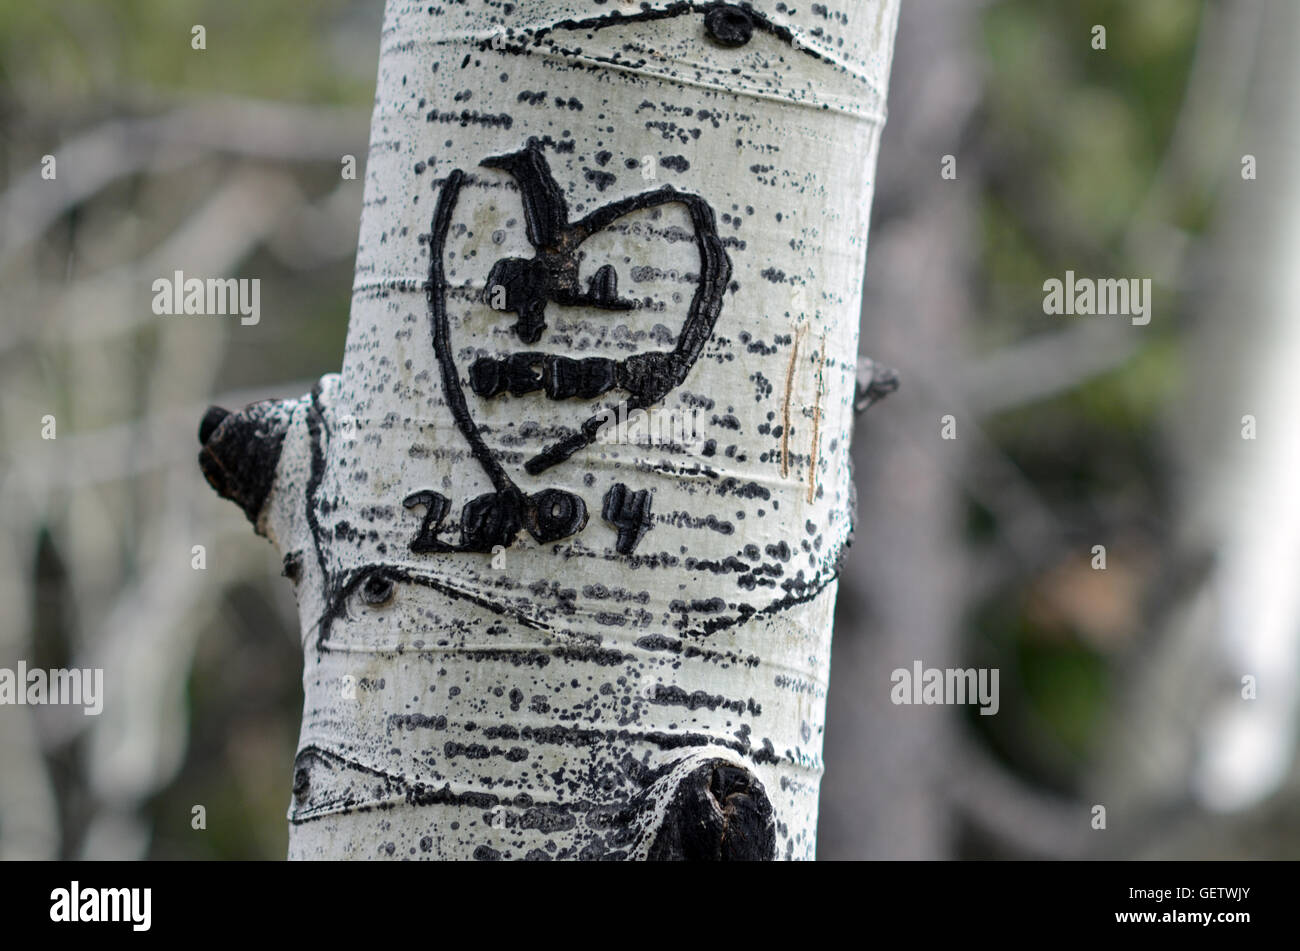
[647, 759, 776, 861]
[198, 399, 293, 526]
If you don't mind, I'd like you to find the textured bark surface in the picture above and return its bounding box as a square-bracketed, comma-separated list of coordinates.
[200, 0, 898, 860]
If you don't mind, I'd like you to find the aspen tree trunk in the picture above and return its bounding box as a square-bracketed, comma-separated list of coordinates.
[199, 0, 899, 860]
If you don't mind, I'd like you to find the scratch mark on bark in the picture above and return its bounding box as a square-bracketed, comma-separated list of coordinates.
[781, 325, 803, 479]
[807, 333, 827, 504]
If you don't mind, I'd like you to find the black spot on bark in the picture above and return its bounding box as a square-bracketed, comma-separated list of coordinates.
[704, 5, 755, 48]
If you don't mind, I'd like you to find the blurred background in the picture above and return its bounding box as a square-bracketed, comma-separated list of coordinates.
[1, 0, 1297, 859]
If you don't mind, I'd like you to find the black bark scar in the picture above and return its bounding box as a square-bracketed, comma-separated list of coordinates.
[646, 760, 776, 861]
[602, 483, 654, 555]
[704, 5, 755, 47]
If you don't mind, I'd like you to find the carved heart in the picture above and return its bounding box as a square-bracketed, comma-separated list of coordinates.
[412, 137, 732, 554]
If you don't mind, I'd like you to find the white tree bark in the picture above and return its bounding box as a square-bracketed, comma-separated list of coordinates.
[199, 0, 898, 860]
